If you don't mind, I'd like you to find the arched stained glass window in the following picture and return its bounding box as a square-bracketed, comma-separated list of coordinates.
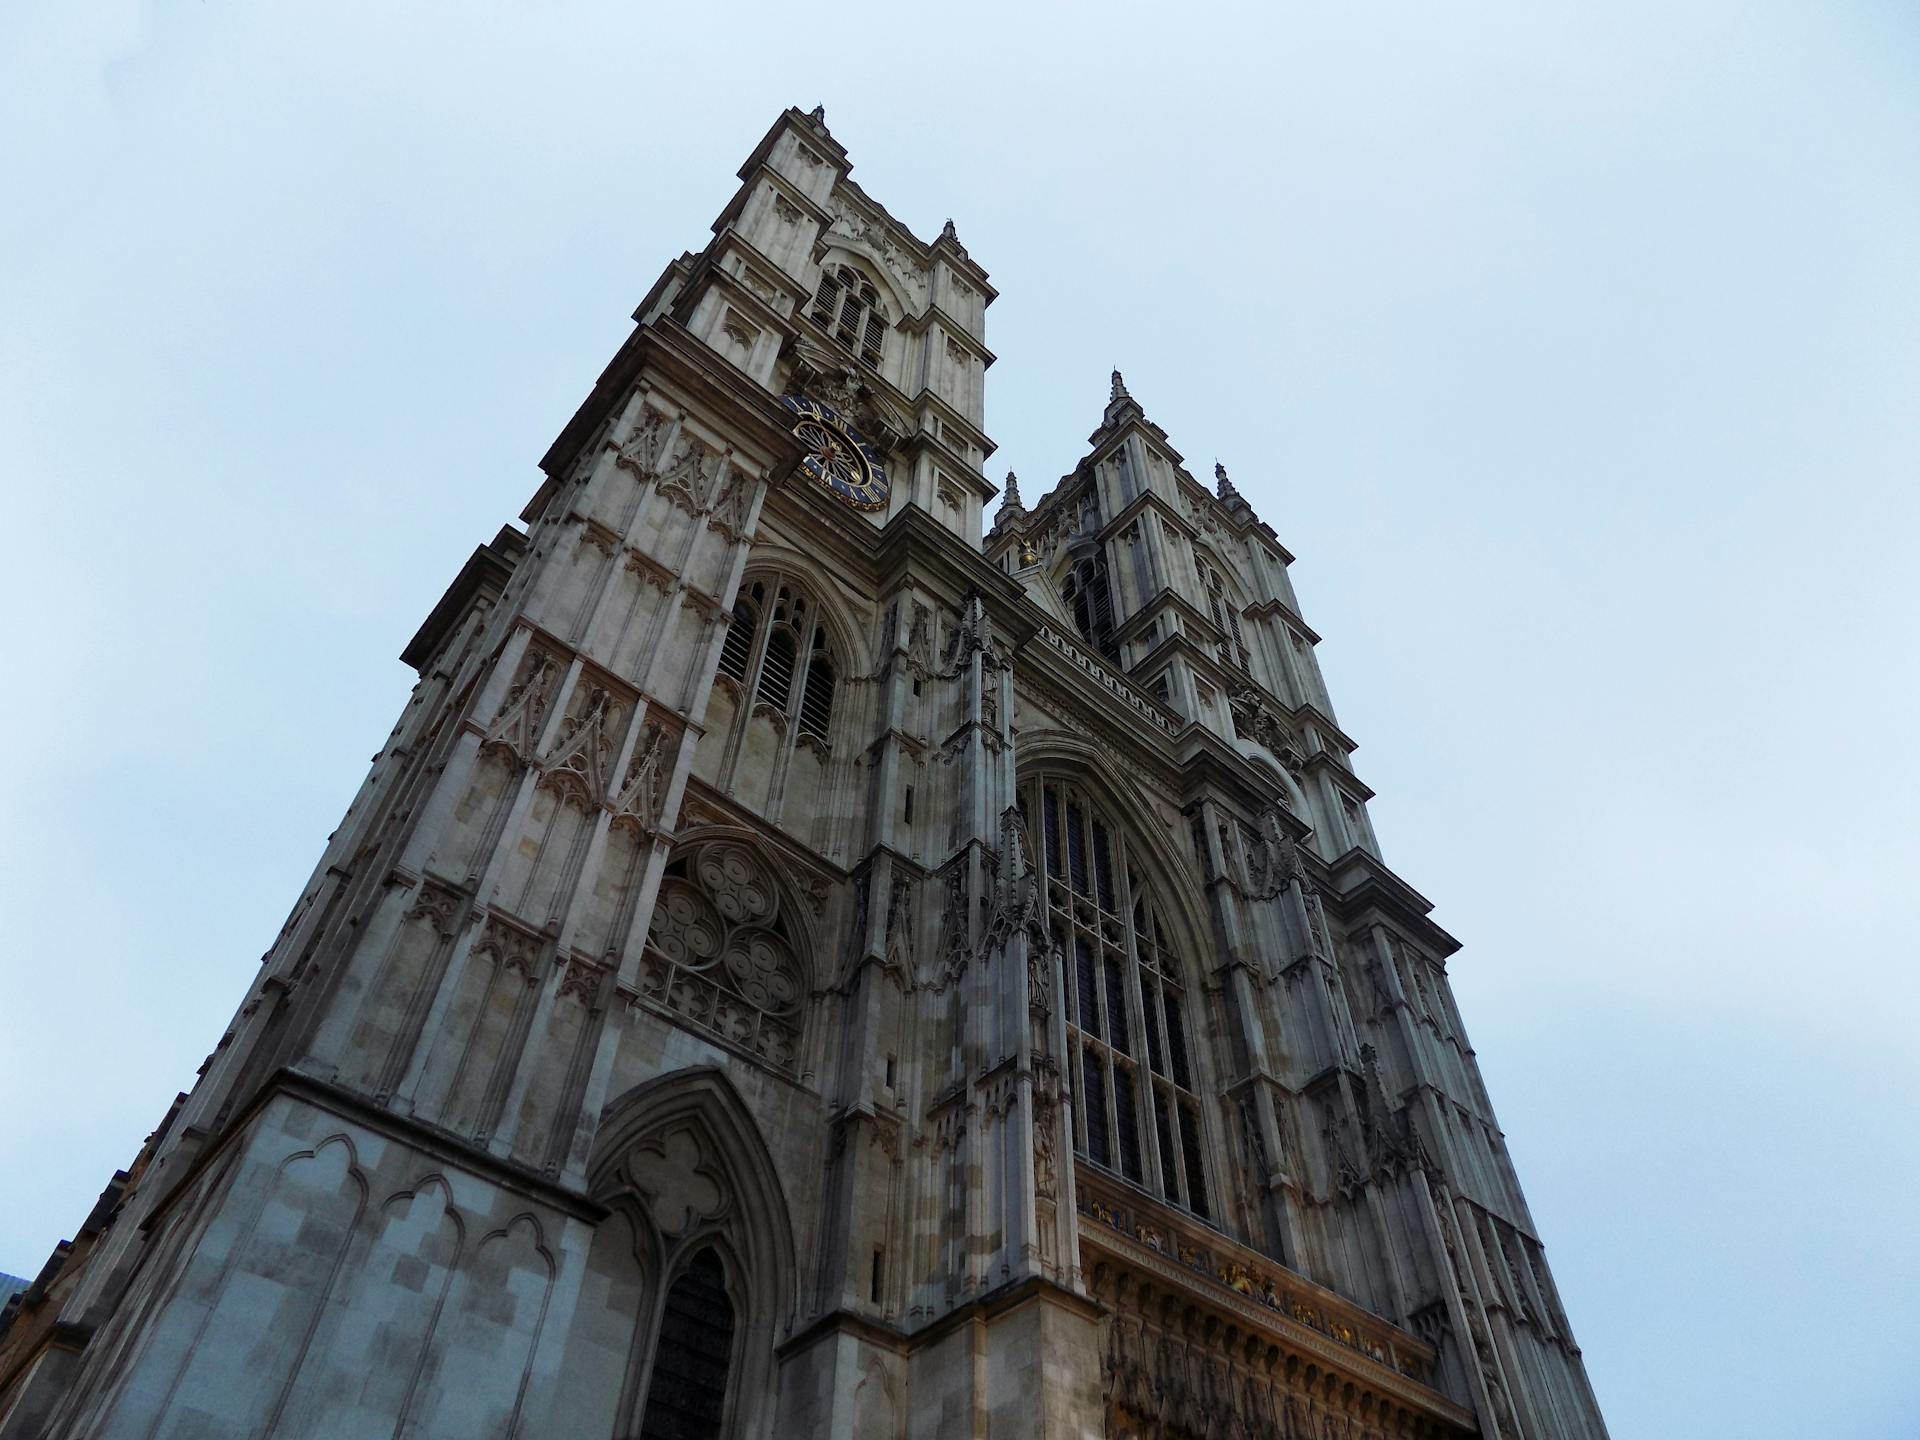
[1022, 776, 1211, 1218]
[636, 1247, 735, 1440]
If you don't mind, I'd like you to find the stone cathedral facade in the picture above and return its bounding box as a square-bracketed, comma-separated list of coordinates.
[0, 108, 1609, 1440]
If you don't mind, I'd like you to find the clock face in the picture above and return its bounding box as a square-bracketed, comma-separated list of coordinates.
[783, 395, 890, 511]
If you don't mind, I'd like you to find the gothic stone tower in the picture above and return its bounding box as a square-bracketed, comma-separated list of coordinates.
[0, 107, 1609, 1440]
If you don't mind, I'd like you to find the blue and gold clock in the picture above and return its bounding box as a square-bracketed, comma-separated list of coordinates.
[782, 395, 890, 512]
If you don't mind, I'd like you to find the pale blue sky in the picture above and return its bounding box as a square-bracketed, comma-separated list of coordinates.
[3, 3, 1917, 1435]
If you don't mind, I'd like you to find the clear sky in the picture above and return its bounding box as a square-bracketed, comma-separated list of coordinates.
[2, 3, 1916, 1435]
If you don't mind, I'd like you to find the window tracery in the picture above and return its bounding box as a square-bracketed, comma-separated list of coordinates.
[1062, 551, 1118, 662]
[1021, 777, 1211, 1218]
[718, 573, 839, 742]
[807, 263, 886, 368]
[641, 840, 807, 1071]
[578, 1073, 793, 1440]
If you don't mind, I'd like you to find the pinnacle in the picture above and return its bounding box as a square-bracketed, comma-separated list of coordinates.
[1001, 469, 1024, 510]
[1214, 460, 1242, 502]
[1110, 369, 1131, 403]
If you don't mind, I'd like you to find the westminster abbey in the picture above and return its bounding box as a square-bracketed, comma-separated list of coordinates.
[0, 107, 1609, 1440]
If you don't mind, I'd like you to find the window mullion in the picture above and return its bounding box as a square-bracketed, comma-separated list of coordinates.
[1166, 1081, 1192, 1209]
[742, 590, 775, 695]
[789, 617, 816, 727]
[1101, 1043, 1120, 1172]
[1112, 843, 1162, 1197]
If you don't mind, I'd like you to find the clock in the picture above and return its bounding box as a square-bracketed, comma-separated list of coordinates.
[783, 395, 890, 511]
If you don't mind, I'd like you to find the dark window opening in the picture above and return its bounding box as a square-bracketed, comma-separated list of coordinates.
[1115, 1064, 1143, 1182]
[637, 1248, 735, 1440]
[1180, 1098, 1211, 1220]
[1081, 1048, 1110, 1168]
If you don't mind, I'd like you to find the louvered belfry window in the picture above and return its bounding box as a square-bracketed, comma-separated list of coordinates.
[798, 629, 835, 740]
[759, 628, 797, 711]
[808, 263, 886, 368]
[636, 1248, 736, 1440]
[1024, 777, 1212, 1218]
[718, 594, 758, 682]
[720, 573, 837, 742]
[1062, 550, 1119, 663]
[1202, 562, 1252, 673]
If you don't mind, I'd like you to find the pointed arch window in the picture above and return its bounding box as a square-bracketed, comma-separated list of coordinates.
[720, 574, 839, 742]
[1022, 777, 1212, 1218]
[636, 1247, 736, 1440]
[808, 263, 886, 368]
[1062, 550, 1119, 663]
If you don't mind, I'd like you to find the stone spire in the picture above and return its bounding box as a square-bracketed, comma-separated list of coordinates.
[989, 469, 1027, 536]
[1000, 468, 1024, 512]
[990, 471, 1039, 566]
[1110, 369, 1130, 403]
[1214, 460, 1241, 501]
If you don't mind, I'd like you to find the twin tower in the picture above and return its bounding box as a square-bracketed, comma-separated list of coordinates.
[0, 108, 1609, 1440]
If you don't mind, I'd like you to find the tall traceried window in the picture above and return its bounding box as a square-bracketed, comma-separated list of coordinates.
[1021, 776, 1212, 1219]
[637, 1247, 736, 1440]
[718, 573, 839, 743]
[807, 263, 886, 368]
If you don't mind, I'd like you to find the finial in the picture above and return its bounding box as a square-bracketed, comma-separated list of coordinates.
[1215, 460, 1242, 501]
[1001, 469, 1024, 509]
[807, 104, 827, 126]
[941, 218, 959, 243]
[1110, 369, 1130, 402]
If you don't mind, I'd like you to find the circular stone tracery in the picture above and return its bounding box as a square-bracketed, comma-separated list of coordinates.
[643, 841, 806, 1071]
